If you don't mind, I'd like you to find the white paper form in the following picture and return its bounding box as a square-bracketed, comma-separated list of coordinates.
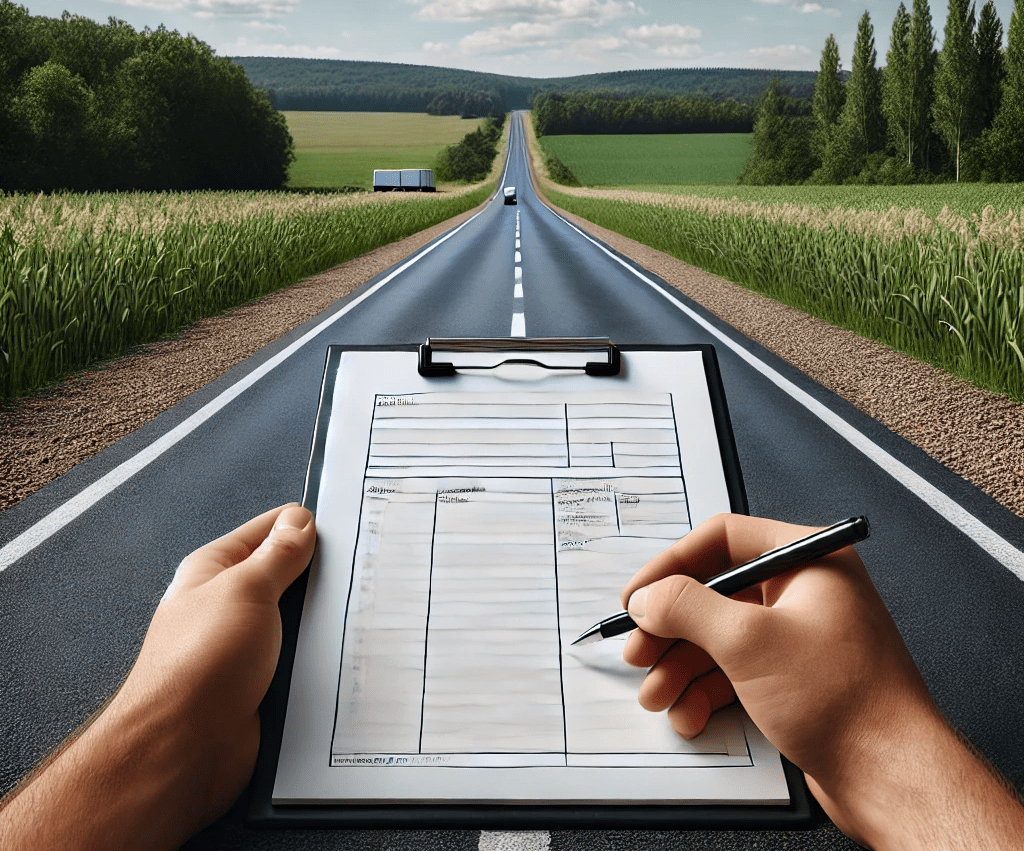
[273, 351, 789, 805]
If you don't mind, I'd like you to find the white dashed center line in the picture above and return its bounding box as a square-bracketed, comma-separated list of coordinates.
[512, 209, 524, 336]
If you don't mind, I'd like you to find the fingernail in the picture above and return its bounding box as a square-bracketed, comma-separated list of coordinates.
[273, 506, 310, 533]
[627, 587, 648, 619]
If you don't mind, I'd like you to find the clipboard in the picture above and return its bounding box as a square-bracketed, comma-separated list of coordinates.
[248, 339, 816, 829]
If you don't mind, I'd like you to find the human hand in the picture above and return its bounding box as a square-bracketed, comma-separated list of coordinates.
[619, 513, 944, 844]
[0, 503, 317, 851]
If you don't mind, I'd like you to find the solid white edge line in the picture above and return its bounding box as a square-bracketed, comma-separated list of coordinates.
[539, 203, 1024, 580]
[0, 183, 508, 573]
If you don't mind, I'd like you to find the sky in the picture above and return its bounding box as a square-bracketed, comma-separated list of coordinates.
[17, 0, 1017, 78]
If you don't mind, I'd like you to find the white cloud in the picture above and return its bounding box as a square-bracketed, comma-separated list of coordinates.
[412, 0, 640, 25]
[459, 21, 559, 53]
[223, 35, 340, 56]
[246, 19, 287, 30]
[423, 40, 452, 53]
[624, 22, 701, 58]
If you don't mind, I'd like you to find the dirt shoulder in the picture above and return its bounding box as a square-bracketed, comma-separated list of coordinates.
[2, 152, 1022, 518]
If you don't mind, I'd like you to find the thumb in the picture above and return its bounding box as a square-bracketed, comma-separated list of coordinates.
[627, 573, 764, 665]
[241, 505, 317, 601]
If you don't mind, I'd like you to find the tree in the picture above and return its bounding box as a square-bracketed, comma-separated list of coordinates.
[983, 0, 1024, 180]
[975, 0, 1005, 129]
[883, 4, 914, 162]
[738, 78, 815, 185]
[823, 11, 884, 180]
[933, 0, 979, 181]
[907, 0, 938, 169]
[811, 34, 845, 165]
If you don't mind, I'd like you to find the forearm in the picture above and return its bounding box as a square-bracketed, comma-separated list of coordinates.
[0, 693, 202, 851]
[817, 711, 1024, 850]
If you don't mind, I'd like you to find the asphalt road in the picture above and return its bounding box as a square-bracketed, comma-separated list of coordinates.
[3, 112, 1024, 851]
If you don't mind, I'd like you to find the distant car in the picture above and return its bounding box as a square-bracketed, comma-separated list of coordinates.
[503, 186, 517, 205]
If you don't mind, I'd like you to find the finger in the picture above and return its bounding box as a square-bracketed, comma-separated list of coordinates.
[620, 514, 816, 609]
[172, 504, 303, 592]
[625, 572, 769, 670]
[666, 669, 737, 739]
[233, 505, 317, 602]
[637, 640, 718, 712]
[622, 629, 676, 668]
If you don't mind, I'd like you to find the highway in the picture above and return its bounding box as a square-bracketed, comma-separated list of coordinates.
[2, 111, 1024, 851]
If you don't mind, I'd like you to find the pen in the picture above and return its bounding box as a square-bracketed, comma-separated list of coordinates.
[570, 515, 870, 646]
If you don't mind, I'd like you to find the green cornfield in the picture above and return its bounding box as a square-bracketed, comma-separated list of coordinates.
[545, 187, 1024, 402]
[0, 187, 490, 400]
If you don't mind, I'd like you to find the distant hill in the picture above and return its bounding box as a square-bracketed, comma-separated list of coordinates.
[231, 58, 821, 115]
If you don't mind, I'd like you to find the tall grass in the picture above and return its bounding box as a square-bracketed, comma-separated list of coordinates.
[545, 188, 1024, 402]
[0, 187, 490, 399]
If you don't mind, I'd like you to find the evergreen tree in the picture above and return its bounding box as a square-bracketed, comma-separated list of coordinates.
[738, 78, 815, 185]
[975, 0, 1005, 129]
[883, 4, 914, 162]
[811, 34, 845, 164]
[984, 0, 1024, 180]
[907, 0, 937, 170]
[824, 11, 884, 180]
[933, 0, 979, 181]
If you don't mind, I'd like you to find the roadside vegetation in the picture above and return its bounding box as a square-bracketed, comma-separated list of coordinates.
[0, 186, 492, 400]
[433, 115, 506, 183]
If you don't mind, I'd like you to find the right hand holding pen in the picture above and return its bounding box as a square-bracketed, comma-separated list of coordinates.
[619, 513, 949, 845]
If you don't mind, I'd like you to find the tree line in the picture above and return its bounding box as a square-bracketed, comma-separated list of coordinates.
[741, 0, 1024, 185]
[532, 91, 759, 136]
[0, 3, 294, 192]
[433, 115, 505, 182]
[234, 57, 822, 116]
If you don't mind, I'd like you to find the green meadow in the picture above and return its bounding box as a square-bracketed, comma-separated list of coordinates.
[283, 112, 487, 189]
[538, 133, 753, 185]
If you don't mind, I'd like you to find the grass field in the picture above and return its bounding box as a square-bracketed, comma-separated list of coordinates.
[284, 112, 486, 189]
[538, 133, 752, 185]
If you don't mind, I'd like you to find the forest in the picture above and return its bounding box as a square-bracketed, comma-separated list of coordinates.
[532, 92, 759, 135]
[0, 3, 294, 192]
[741, 0, 1024, 184]
[233, 57, 821, 115]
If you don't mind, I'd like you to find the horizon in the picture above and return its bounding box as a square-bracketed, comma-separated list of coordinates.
[15, 1, 1017, 78]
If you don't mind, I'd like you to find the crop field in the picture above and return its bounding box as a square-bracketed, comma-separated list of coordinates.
[605, 182, 1024, 219]
[545, 186, 1024, 401]
[0, 186, 490, 399]
[538, 134, 752, 185]
[284, 112, 486, 189]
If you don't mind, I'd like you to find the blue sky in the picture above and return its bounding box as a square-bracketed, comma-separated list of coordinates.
[18, 0, 1016, 77]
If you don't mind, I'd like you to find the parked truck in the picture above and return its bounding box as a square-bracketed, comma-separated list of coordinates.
[372, 169, 436, 192]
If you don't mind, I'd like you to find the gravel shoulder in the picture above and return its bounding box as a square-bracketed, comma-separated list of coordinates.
[2, 185, 1021, 519]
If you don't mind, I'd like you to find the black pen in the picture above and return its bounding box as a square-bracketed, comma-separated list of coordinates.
[571, 516, 870, 646]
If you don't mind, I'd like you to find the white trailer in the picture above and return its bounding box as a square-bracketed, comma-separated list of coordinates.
[373, 169, 436, 192]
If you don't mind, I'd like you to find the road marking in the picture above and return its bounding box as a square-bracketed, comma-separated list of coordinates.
[515, 250, 522, 263]
[516, 238, 521, 248]
[515, 266, 522, 280]
[0, 197, 503, 573]
[511, 312, 526, 337]
[479, 831, 549, 851]
[514, 283, 523, 298]
[541, 205, 1024, 581]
